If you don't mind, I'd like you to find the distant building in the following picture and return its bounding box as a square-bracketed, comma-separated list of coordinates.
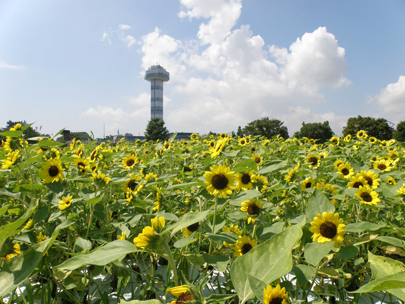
[144, 65, 170, 120]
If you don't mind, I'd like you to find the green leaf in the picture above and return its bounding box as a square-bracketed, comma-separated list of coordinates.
[345, 221, 386, 233]
[33, 205, 49, 223]
[0, 205, 9, 218]
[38, 140, 65, 147]
[222, 150, 240, 157]
[350, 271, 405, 294]
[293, 264, 316, 286]
[119, 300, 161, 304]
[0, 204, 36, 253]
[75, 237, 92, 252]
[230, 220, 304, 303]
[258, 160, 287, 174]
[203, 254, 229, 272]
[173, 235, 196, 248]
[230, 190, 262, 206]
[206, 232, 238, 244]
[0, 188, 22, 200]
[0, 231, 58, 297]
[232, 159, 258, 173]
[205, 294, 236, 304]
[0, 130, 23, 138]
[368, 251, 405, 301]
[334, 246, 359, 260]
[305, 189, 335, 223]
[304, 242, 335, 266]
[166, 181, 204, 190]
[55, 240, 139, 271]
[169, 209, 211, 236]
[375, 236, 404, 247]
[248, 274, 267, 303]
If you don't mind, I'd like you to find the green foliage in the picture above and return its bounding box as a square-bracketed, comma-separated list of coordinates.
[297, 121, 334, 143]
[144, 118, 169, 141]
[342, 115, 394, 140]
[393, 121, 405, 142]
[243, 117, 289, 139]
[0, 121, 43, 143]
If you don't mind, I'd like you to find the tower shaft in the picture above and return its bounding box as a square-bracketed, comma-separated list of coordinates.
[151, 79, 163, 120]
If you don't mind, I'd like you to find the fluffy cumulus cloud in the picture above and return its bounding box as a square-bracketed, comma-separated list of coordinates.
[374, 76, 405, 121]
[0, 60, 26, 70]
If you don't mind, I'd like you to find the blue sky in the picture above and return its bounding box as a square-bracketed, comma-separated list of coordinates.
[1, 0, 404, 138]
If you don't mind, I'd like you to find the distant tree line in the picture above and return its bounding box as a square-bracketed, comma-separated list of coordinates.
[0, 120, 49, 143]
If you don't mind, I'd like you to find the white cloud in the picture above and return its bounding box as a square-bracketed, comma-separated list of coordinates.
[101, 31, 112, 45]
[374, 76, 405, 118]
[0, 60, 26, 70]
[119, 24, 131, 30]
[121, 35, 136, 47]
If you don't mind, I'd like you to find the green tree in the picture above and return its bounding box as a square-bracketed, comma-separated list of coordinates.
[298, 121, 334, 143]
[236, 126, 243, 137]
[342, 115, 394, 140]
[243, 117, 289, 139]
[393, 121, 405, 142]
[124, 133, 133, 137]
[1, 120, 42, 141]
[144, 118, 169, 141]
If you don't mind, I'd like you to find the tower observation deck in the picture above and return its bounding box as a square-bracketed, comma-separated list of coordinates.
[144, 65, 170, 120]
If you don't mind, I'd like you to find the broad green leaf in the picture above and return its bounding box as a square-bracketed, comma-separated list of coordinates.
[350, 271, 405, 294]
[345, 221, 386, 233]
[230, 220, 304, 303]
[55, 240, 139, 271]
[334, 246, 359, 260]
[0, 231, 58, 297]
[0, 204, 36, 253]
[75, 237, 92, 252]
[304, 242, 335, 266]
[119, 300, 161, 304]
[305, 190, 335, 223]
[38, 140, 65, 147]
[169, 209, 211, 235]
[203, 254, 229, 272]
[0, 205, 9, 218]
[0, 188, 21, 200]
[293, 264, 316, 286]
[232, 159, 258, 173]
[205, 294, 235, 304]
[230, 190, 261, 206]
[375, 236, 403, 247]
[166, 181, 204, 189]
[258, 160, 287, 174]
[33, 205, 49, 223]
[368, 251, 405, 301]
[248, 274, 266, 303]
[0, 131, 23, 138]
[173, 235, 196, 248]
[206, 232, 238, 244]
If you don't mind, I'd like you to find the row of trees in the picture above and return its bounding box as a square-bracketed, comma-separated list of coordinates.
[0, 121, 47, 143]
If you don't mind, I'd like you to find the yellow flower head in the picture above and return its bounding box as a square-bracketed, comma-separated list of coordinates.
[263, 284, 288, 304]
[204, 164, 235, 198]
[117, 231, 126, 240]
[167, 285, 189, 297]
[91, 171, 111, 185]
[251, 154, 263, 165]
[337, 162, 354, 179]
[355, 185, 381, 206]
[40, 158, 65, 184]
[58, 195, 73, 210]
[357, 130, 368, 139]
[301, 177, 315, 191]
[241, 199, 263, 224]
[151, 216, 165, 232]
[310, 212, 346, 248]
[121, 154, 137, 169]
[236, 170, 256, 191]
[397, 183, 405, 195]
[234, 235, 257, 257]
[305, 153, 321, 169]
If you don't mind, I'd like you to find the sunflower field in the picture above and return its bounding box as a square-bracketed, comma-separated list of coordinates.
[1, 123, 405, 304]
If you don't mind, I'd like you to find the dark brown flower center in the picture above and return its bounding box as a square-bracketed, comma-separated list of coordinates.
[187, 222, 199, 233]
[270, 298, 283, 304]
[48, 166, 59, 177]
[78, 162, 85, 168]
[90, 150, 97, 161]
[126, 159, 135, 167]
[184, 167, 191, 172]
[360, 192, 372, 202]
[241, 173, 251, 185]
[309, 157, 318, 166]
[254, 157, 261, 164]
[212, 174, 228, 190]
[127, 180, 137, 191]
[176, 291, 195, 304]
[352, 182, 363, 188]
[305, 182, 312, 188]
[247, 203, 260, 216]
[320, 221, 337, 239]
[210, 142, 215, 147]
[165, 143, 170, 149]
[241, 243, 253, 255]
[341, 168, 349, 175]
[251, 147, 256, 152]
[240, 140, 246, 145]
[377, 164, 386, 171]
[364, 177, 373, 186]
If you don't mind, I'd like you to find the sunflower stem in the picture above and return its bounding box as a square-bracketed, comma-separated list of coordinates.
[162, 238, 179, 286]
[209, 196, 219, 254]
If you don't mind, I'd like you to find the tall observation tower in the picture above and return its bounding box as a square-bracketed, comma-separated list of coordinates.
[144, 65, 170, 120]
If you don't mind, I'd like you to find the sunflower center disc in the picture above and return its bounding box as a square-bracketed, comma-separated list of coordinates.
[269, 298, 283, 304]
[353, 182, 363, 188]
[126, 159, 135, 167]
[320, 221, 337, 239]
[360, 192, 372, 202]
[212, 174, 228, 190]
[254, 157, 261, 164]
[187, 222, 199, 232]
[309, 157, 318, 166]
[305, 182, 312, 188]
[341, 168, 349, 175]
[176, 291, 195, 304]
[128, 180, 137, 191]
[241, 174, 251, 184]
[48, 166, 59, 177]
[241, 243, 253, 255]
[378, 164, 386, 170]
[247, 203, 260, 216]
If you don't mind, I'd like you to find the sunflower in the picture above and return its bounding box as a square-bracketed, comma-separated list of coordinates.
[58, 195, 73, 210]
[74, 157, 88, 173]
[337, 162, 354, 179]
[310, 212, 346, 248]
[233, 235, 257, 257]
[358, 170, 380, 189]
[263, 284, 288, 304]
[374, 159, 393, 172]
[241, 199, 263, 224]
[344, 134, 352, 142]
[285, 162, 300, 184]
[117, 232, 126, 240]
[181, 222, 199, 237]
[251, 154, 263, 165]
[330, 136, 340, 146]
[397, 183, 405, 195]
[208, 140, 216, 149]
[305, 153, 321, 169]
[370, 155, 378, 162]
[133, 216, 165, 248]
[236, 170, 256, 191]
[37, 232, 47, 243]
[1, 150, 20, 169]
[223, 225, 243, 236]
[167, 285, 195, 304]
[319, 151, 328, 159]
[357, 130, 368, 139]
[355, 185, 381, 205]
[190, 133, 199, 141]
[301, 177, 315, 191]
[91, 171, 111, 186]
[0, 243, 21, 261]
[204, 164, 235, 198]
[22, 219, 34, 231]
[255, 174, 269, 193]
[345, 172, 366, 187]
[387, 176, 397, 185]
[369, 137, 378, 144]
[122, 154, 137, 169]
[238, 137, 248, 147]
[122, 175, 142, 193]
[40, 158, 65, 184]
[210, 138, 227, 158]
[167, 285, 190, 297]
